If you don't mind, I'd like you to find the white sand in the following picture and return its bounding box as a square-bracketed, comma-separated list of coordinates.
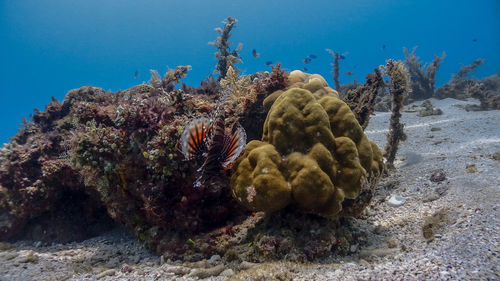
[1, 98, 499, 280]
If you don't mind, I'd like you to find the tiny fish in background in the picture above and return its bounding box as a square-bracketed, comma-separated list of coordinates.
[308, 54, 317, 59]
[411, 76, 420, 82]
[252, 49, 260, 58]
[302, 67, 308, 72]
[303, 57, 312, 64]
[265, 61, 273, 66]
[472, 38, 477, 42]
[382, 44, 386, 51]
[134, 70, 139, 79]
[345, 71, 354, 76]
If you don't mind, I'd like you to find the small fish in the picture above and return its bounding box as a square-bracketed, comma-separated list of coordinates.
[308, 54, 317, 59]
[302, 67, 308, 72]
[303, 57, 312, 64]
[411, 76, 420, 82]
[472, 38, 477, 42]
[345, 71, 354, 76]
[252, 49, 260, 58]
[265, 61, 273, 66]
[382, 44, 386, 51]
[134, 70, 139, 79]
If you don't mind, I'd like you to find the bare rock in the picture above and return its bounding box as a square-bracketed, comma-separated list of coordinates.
[96, 269, 116, 279]
[239, 261, 259, 270]
[186, 264, 225, 279]
[430, 169, 446, 182]
[422, 208, 457, 241]
[466, 164, 479, 173]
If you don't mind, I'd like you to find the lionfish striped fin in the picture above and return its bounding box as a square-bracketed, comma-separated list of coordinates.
[180, 117, 211, 160]
[198, 111, 226, 178]
[221, 123, 247, 170]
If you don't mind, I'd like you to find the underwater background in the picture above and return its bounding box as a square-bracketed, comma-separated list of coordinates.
[0, 0, 499, 144]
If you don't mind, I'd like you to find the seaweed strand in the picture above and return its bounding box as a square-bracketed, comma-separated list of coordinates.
[403, 46, 445, 100]
[209, 16, 242, 80]
[343, 68, 385, 129]
[384, 60, 409, 168]
[326, 49, 343, 91]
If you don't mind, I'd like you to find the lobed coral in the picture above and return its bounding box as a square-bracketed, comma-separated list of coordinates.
[231, 87, 383, 218]
[262, 70, 339, 112]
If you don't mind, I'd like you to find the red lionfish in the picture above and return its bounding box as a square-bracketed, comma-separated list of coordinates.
[179, 96, 246, 188]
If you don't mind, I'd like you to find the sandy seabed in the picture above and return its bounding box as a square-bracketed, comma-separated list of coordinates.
[0, 97, 499, 281]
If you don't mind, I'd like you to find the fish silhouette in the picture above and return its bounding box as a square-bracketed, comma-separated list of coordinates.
[252, 49, 260, 58]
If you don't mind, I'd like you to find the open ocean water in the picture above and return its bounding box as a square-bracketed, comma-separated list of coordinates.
[1, 0, 499, 144]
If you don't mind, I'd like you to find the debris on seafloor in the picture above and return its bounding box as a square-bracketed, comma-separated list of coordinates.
[429, 169, 447, 183]
[387, 195, 406, 207]
[466, 164, 479, 173]
[422, 208, 457, 242]
[489, 152, 500, 161]
[417, 100, 443, 117]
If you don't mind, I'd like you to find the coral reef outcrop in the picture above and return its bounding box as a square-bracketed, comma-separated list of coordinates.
[435, 59, 500, 110]
[0, 77, 247, 251]
[231, 87, 383, 218]
[0, 16, 392, 262]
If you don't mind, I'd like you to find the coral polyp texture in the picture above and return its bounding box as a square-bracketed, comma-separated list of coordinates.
[231, 87, 383, 218]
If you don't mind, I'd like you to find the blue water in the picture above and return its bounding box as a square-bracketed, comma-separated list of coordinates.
[1, 0, 499, 144]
